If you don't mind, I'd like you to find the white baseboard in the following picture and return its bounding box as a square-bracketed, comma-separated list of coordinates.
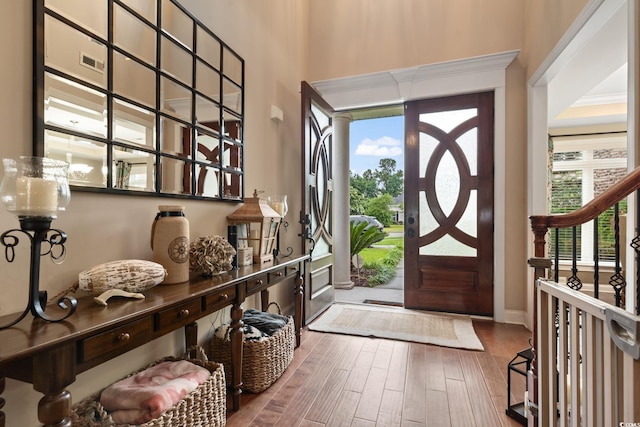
[503, 309, 528, 326]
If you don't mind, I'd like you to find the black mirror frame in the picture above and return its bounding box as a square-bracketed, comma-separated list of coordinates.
[33, 0, 245, 201]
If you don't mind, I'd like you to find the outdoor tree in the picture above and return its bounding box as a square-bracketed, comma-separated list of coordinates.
[351, 170, 378, 199]
[366, 194, 394, 226]
[349, 187, 367, 215]
[374, 158, 404, 197]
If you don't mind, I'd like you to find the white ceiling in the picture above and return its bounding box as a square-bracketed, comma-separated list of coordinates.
[547, 0, 628, 129]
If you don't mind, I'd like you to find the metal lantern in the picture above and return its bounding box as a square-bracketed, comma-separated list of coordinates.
[506, 347, 534, 425]
[227, 190, 282, 264]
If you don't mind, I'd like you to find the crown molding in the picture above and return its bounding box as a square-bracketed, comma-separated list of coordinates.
[312, 50, 519, 110]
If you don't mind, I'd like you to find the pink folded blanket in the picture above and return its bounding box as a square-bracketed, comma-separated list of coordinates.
[99, 360, 211, 424]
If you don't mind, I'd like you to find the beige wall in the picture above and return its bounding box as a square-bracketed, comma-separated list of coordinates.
[0, 0, 593, 424]
[524, 0, 591, 80]
[307, 0, 525, 81]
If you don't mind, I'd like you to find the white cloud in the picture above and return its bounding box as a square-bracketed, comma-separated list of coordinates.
[354, 136, 402, 157]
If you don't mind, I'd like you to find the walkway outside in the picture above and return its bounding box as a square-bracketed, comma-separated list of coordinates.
[335, 256, 404, 306]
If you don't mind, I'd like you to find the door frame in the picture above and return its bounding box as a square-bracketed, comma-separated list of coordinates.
[312, 50, 518, 322]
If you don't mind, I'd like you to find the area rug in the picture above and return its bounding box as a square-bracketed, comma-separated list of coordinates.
[307, 303, 484, 351]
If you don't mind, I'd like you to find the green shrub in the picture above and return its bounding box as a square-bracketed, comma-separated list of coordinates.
[361, 245, 403, 287]
[349, 221, 386, 258]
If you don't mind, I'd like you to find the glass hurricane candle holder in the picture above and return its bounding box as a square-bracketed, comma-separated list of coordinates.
[0, 156, 76, 328]
[267, 194, 292, 258]
[267, 195, 288, 217]
[0, 156, 70, 220]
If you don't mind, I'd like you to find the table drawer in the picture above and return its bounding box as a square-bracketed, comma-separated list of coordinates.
[285, 264, 300, 277]
[268, 267, 286, 282]
[204, 286, 235, 313]
[156, 298, 202, 333]
[246, 274, 268, 294]
[80, 316, 153, 363]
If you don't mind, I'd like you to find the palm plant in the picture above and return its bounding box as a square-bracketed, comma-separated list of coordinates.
[350, 220, 386, 259]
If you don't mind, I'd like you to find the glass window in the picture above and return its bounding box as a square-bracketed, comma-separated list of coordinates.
[550, 133, 627, 262]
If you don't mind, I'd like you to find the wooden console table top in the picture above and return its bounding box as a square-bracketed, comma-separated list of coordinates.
[0, 253, 308, 427]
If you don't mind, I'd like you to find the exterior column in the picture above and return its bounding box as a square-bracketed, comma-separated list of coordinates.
[333, 113, 353, 289]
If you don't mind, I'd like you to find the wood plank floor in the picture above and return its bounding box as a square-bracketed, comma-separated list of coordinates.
[225, 319, 532, 427]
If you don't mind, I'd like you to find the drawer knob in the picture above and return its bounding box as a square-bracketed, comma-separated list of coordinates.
[117, 332, 130, 342]
[256, 279, 264, 285]
[219, 293, 229, 300]
[275, 272, 283, 277]
[179, 309, 190, 318]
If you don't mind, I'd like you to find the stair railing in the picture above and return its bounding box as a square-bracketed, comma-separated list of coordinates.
[527, 166, 640, 426]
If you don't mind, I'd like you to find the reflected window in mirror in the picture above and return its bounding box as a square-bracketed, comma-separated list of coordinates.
[35, 0, 244, 201]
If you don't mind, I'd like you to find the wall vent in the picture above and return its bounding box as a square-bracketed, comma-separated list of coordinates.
[80, 52, 105, 73]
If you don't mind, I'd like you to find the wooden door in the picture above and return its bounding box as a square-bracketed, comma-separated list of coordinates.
[404, 92, 494, 316]
[301, 81, 335, 323]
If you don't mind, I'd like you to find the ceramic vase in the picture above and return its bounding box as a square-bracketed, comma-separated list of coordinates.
[151, 205, 189, 284]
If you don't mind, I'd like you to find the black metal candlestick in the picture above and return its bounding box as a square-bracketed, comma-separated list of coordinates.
[0, 217, 77, 329]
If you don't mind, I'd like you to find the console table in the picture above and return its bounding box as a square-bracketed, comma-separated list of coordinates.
[0, 253, 308, 427]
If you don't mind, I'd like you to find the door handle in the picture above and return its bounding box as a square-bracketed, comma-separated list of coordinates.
[407, 228, 415, 238]
[298, 212, 316, 252]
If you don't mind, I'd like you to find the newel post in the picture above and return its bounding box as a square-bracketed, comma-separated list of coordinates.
[527, 217, 552, 425]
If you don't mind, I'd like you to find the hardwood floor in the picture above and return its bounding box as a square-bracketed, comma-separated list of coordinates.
[225, 319, 532, 427]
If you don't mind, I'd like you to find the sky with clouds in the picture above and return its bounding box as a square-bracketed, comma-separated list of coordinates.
[349, 115, 404, 175]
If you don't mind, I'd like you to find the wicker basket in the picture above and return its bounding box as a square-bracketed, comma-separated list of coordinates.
[210, 302, 294, 393]
[72, 346, 226, 427]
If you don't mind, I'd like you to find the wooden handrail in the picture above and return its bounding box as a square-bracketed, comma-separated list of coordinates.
[530, 166, 640, 230]
[529, 166, 640, 262]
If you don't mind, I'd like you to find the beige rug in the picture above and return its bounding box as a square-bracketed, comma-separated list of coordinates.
[308, 303, 484, 351]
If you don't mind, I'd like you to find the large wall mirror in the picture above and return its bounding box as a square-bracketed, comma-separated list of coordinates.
[34, 0, 245, 200]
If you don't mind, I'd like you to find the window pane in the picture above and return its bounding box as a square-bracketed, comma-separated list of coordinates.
[113, 51, 155, 107]
[113, 146, 155, 191]
[160, 156, 188, 195]
[45, 73, 107, 138]
[114, 99, 155, 148]
[45, 0, 107, 39]
[162, 35, 192, 85]
[45, 15, 108, 88]
[196, 165, 220, 198]
[197, 25, 220, 69]
[196, 60, 220, 102]
[161, 117, 191, 157]
[114, 4, 156, 66]
[120, 0, 156, 23]
[161, 0, 193, 50]
[196, 130, 220, 165]
[45, 129, 107, 187]
[160, 76, 191, 121]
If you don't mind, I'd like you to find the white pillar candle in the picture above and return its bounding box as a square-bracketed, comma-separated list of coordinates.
[15, 177, 58, 215]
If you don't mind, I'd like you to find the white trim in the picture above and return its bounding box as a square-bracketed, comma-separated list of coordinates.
[528, 0, 636, 325]
[314, 50, 519, 111]
[504, 309, 527, 326]
[313, 50, 519, 323]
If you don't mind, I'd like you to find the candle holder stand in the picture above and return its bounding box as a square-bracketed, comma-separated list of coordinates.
[273, 219, 293, 260]
[0, 217, 77, 329]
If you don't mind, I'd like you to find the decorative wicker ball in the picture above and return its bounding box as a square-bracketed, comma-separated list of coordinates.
[189, 235, 236, 276]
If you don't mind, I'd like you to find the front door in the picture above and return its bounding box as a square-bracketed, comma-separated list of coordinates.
[301, 81, 335, 323]
[403, 92, 494, 316]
